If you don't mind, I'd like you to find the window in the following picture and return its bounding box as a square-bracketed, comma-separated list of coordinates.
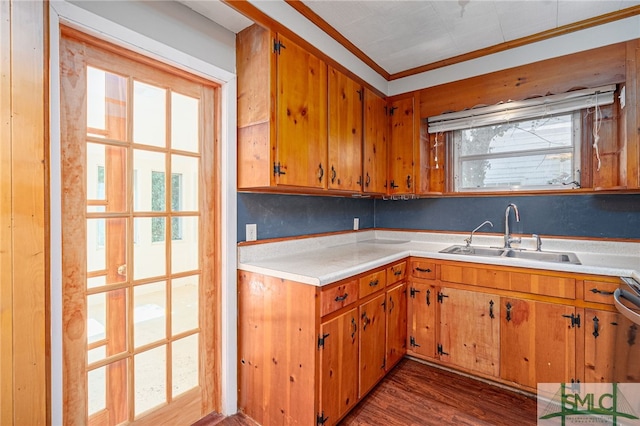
[453, 113, 580, 191]
[428, 85, 616, 192]
[151, 171, 183, 242]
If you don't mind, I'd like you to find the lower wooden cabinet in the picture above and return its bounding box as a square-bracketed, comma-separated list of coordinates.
[386, 282, 407, 370]
[358, 293, 387, 397]
[583, 308, 640, 383]
[319, 308, 358, 425]
[500, 298, 576, 388]
[408, 281, 437, 358]
[440, 288, 500, 377]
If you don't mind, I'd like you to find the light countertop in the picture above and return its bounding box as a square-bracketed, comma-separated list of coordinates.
[238, 230, 640, 286]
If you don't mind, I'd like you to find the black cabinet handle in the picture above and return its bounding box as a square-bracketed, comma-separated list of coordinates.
[590, 288, 615, 296]
[506, 302, 512, 322]
[406, 175, 412, 189]
[362, 312, 370, 331]
[489, 300, 495, 319]
[426, 289, 431, 306]
[365, 173, 371, 187]
[318, 163, 324, 182]
[334, 293, 348, 302]
[369, 279, 379, 287]
[330, 165, 336, 183]
[593, 316, 600, 338]
[415, 267, 431, 273]
[351, 316, 357, 339]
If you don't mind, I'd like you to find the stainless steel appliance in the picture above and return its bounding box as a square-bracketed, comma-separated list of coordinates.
[616, 277, 640, 326]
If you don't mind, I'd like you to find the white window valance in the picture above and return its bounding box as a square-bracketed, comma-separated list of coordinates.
[427, 84, 616, 133]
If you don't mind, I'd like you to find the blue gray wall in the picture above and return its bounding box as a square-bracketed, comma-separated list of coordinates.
[237, 193, 640, 241]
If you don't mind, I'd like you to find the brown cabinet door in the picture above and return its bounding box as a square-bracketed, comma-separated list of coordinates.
[363, 88, 388, 194]
[359, 293, 387, 397]
[501, 298, 576, 388]
[328, 66, 363, 192]
[439, 288, 500, 376]
[386, 283, 407, 370]
[388, 96, 415, 194]
[276, 34, 327, 188]
[408, 282, 438, 359]
[319, 308, 359, 426]
[581, 307, 640, 384]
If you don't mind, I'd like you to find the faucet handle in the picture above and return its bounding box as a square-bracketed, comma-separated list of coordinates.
[532, 234, 542, 251]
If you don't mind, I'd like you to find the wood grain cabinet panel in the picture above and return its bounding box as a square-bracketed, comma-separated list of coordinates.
[386, 282, 408, 370]
[439, 287, 500, 377]
[387, 260, 407, 285]
[321, 279, 358, 317]
[408, 282, 438, 359]
[237, 25, 328, 191]
[359, 293, 387, 398]
[500, 298, 576, 389]
[328, 66, 363, 192]
[359, 269, 386, 299]
[363, 88, 388, 194]
[388, 96, 415, 194]
[319, 308, 359, 426]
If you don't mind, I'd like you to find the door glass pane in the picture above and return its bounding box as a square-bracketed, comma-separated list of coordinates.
[172, 334, 199, 397]
[87, 143, 127, 212]
[171, 155, 198, 212]
[133, 149, 166, 212]
[86, 218, 127, 285]
[171, 92, 199, 153]
[87, 288, 128, 361]
[133, 217, 166, 280]
[171, 216, 198, 274]
[87, 67, 127, 140]
[172, 276, 199, 335]
[88, 366, 106, 416]
[134, 281, 167, 348]
[133, 81, 166, 147]
[135, 346, 167, 416]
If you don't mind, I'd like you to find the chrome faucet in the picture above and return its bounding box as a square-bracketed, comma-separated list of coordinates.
[504, 203, 521, 248]
[464, 220, 493, 247]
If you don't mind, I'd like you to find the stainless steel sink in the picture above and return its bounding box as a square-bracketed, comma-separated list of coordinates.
[439, 245, 580, 264]
[439, 245, 505, 256]
[503, 249, 581, 264]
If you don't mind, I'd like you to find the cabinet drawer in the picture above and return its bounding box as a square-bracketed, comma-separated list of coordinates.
[359, 270, 386, 298]
[584, 280, 618, 305]
[387, 261, 407, 285]
[321, 279, 358, 317]
[411, 260, 436, 280]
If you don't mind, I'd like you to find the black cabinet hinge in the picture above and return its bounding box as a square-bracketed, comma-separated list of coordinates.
[273, 39, 286, 54]
[410, 287, 420, 298]
[317, 412, 328, 426]
[437, 292, 448, 303]
[389, 106, 398, 116]
[409, 336, 420, 348]
[273, 162, 286, 176]
[437, 343, 449, 356]
[318, 333, 329, 349]
[562, 313, 581, 328]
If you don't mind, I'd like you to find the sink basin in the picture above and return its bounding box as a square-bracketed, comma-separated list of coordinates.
[439, 245, 505, 256]
[504, 249, 581, 264]
[440, 245, 581, 264]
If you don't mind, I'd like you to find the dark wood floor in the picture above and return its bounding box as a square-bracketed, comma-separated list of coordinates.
[194, 358, 537, 426]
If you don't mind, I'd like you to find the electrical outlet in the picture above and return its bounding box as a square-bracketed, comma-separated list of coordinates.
[353, 217, 359, 231]
[246, 224, 257, 241]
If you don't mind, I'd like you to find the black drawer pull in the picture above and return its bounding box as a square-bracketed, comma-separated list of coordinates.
[369, 279, 379, 287]
[590, 288, 614, 296]
[415, 267, 431, 273]
[334, 293, 349, 302]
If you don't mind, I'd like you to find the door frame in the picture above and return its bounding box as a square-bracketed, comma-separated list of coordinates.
[49, 2, 238, 423]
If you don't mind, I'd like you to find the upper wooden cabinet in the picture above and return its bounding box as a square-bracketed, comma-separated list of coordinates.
[388, 95, 416, 195]
[363, 88, 388, 194]
[328, 66, 363, 192]
[237, 25, 327, 190]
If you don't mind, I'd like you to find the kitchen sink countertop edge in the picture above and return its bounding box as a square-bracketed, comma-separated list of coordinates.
[237, 230, 640, 286]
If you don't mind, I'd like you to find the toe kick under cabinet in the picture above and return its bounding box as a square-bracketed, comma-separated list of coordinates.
[237, 260, 407, 426]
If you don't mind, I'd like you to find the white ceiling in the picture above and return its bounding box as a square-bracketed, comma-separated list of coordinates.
[181, 0, 640, 76]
